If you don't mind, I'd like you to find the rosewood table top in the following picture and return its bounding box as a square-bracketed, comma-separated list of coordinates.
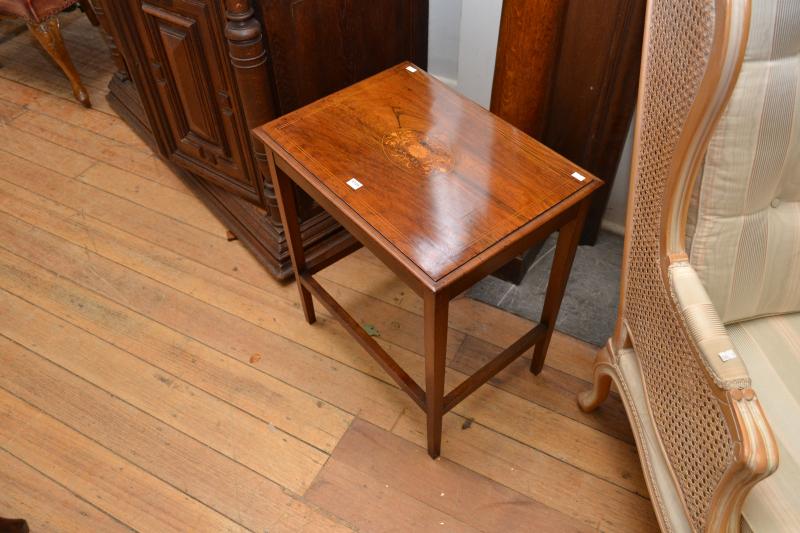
[256, 63, 600, 288]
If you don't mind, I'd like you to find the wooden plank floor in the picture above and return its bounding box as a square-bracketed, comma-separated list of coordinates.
[0, 14, 658, 533]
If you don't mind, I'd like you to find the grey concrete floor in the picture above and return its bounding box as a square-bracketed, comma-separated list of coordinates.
[468, 230, 623, 347]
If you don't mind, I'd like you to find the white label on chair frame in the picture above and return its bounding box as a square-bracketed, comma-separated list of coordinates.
[718, 349, 737, 362]
[571, 171, 587, 182]
[346, 177, 363, 190]
[405, 65, 418, 73]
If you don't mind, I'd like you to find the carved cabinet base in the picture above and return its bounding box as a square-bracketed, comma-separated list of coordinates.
[190, 178, 354, 279]
[105, 74, 355, 279]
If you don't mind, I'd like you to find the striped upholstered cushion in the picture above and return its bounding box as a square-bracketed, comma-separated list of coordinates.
[727, 313, 800, 532]
[687, 0, 800, 324]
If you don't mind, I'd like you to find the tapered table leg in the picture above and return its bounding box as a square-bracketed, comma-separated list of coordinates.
[269, 152, 316, 324]
[424, 290, 449, 458]
[530, 200, 591, 375]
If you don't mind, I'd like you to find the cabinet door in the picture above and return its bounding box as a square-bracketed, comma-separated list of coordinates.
[259, 0, 428, 113]
[137, 0, 260, 202]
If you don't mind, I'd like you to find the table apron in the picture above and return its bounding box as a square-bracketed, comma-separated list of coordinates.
[271, 148, 586, 300]
[437, 203, 581, 298]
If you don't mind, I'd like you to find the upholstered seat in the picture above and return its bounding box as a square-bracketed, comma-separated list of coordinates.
[686, 0, 800, 326]
[727, 314, 800, 531]
[0, 0, 78, 23]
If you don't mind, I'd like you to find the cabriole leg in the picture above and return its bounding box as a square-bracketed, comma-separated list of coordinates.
[577, 341, 615, 412]
[28, 17, 91, 108]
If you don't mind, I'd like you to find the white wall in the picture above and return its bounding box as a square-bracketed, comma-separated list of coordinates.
[455, 0, 503, 107]
[427, 0, 462, 87]
[427, 0, 503, 108]
[601, 119, 634, 235]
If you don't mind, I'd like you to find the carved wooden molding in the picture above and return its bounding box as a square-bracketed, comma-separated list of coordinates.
[707, 389, 778, 532]
[223, 0, 279, 221]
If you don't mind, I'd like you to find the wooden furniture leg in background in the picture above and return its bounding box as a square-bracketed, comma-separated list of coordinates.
[0, 517, 29, 533]
[81, 0, 100, 26]
[27, 17, 91, 107]
[424, 291, 449, 458]
[530, 200, 591, 375]
[269, 154, 315, 324]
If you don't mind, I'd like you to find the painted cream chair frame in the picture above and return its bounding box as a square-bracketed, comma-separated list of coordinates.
[579, 0, 778, 531]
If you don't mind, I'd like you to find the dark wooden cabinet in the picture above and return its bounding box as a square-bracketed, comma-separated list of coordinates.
[91, 0, 428, 279]
[137, 1, 259, 201]
[258, 0, 427, 112]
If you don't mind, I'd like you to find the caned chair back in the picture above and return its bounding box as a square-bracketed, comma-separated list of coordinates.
[619, 0, 752, 529]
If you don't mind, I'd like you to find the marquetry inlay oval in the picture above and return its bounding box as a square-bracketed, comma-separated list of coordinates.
[381, 128, 454, 174]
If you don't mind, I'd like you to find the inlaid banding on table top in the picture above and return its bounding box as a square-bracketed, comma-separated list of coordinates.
[258, 63, 600, 281]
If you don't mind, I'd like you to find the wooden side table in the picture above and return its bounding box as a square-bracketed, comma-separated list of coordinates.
[254, 63, 602, 459]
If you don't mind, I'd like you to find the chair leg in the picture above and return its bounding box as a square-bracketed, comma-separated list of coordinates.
[577, 341, 615, 412]
[27, 17, 91, 108]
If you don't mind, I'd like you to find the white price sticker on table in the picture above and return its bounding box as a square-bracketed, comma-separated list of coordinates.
[571, 171, 587, 182]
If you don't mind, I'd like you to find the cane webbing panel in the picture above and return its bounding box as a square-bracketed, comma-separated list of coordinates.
[624, 0, 736, 529]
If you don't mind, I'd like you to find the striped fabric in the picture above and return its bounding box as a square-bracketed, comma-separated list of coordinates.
[727, 313, 800, 533]
[687, 0, 800, 324]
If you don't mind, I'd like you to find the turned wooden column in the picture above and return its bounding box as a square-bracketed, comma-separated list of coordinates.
[490, 0, 568, 139]
[224, 0, 280, 221]
[92, 0, 425, 280]
[490, 0, 645, 246]
[488, 0, 567, 283]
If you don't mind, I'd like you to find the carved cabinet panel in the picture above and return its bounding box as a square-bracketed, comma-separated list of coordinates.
[136, 0, 259, 201]
[258, 0, 428, 113]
